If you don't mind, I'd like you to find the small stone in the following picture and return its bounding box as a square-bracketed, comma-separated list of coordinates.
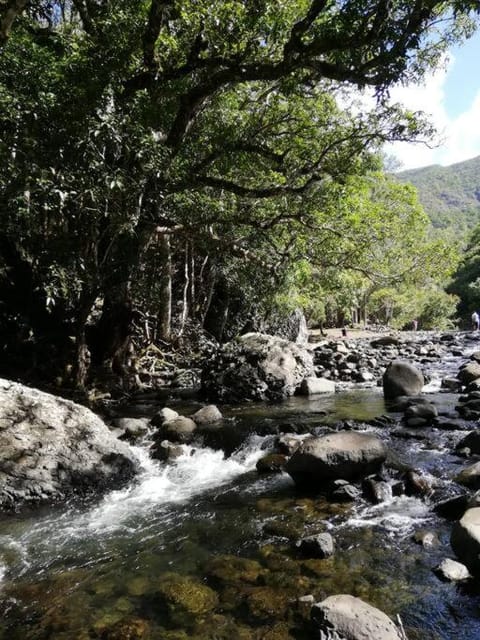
[191, 405, 223, 424]
[435, 558, 471, 582]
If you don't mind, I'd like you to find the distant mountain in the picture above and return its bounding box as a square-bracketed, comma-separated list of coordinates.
[396, 155, 480, 234]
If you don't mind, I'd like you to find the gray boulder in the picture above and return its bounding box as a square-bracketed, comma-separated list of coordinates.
[296, 532, 335, 559]
[0, 378, 138, 510]
[285, 432, 387, 487]
[191, 405, 223, 425]
[299, 377, 335, 395]
[156, 416, 197, 444]
[458, 362, 480, 385]
[202, 333, 314, 402]
[383, 361, 424, 399]
[451, 507, 480, 574]
[311, 594, 405, 640]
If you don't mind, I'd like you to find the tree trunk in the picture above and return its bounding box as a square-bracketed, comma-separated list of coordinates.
[204, 278, 230, 341]
[157, 232, 172, 341]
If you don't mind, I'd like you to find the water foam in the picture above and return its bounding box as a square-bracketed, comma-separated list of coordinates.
[345, 495, 431, 536]
[81, 436, 266, 533]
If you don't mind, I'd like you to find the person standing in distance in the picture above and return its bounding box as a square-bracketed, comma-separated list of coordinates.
[472, 310, 479, 331]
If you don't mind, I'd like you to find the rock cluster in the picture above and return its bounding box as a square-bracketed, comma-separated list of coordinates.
[310, 332, 454, 385]
[149, 403, 224, 459]
[202, 333, 314, 402]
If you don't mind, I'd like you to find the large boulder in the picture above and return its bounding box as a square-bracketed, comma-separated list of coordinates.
[0, 378, 138, 510]
[202, 333, 314, 402]
[311, 594, 405, 640]
[383, 360, 424, 399]
[451, 507, 480, 574]
[285, 432, 387, 487]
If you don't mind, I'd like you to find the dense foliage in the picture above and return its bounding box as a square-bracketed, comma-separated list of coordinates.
[0, 0, 478, 388]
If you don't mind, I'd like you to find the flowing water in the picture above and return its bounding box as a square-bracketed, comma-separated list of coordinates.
[0, 361, 479, 638]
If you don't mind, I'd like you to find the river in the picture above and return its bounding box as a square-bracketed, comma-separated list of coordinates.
[0, 350, 479, 639]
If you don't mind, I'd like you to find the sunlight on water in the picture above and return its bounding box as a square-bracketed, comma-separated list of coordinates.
[345, 496, 431, 536]
[81, 437, 266, 533]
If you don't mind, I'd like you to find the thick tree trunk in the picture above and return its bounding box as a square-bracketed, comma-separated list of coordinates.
[203, 278, 230, 341]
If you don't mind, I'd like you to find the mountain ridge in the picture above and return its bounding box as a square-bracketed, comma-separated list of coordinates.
[395, 154, 480, 233]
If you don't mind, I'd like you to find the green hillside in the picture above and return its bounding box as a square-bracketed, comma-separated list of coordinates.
[396, 155, 480, 234]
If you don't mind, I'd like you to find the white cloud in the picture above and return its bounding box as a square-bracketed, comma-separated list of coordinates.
[384, 56, 480, 170]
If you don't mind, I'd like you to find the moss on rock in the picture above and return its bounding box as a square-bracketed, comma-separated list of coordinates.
[155, 573, 218, 625]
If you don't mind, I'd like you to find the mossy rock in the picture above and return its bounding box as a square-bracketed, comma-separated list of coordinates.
[192, 613, 255, 639]
[205, 555, 265, 585]
[259, 550, 300, 575]
[126, 576, 153, 597]
[245, 587, 290, 623]
[300, 558, 335, 579]
[262, 519, 303, 540]
[155, 574, 218, 625]
[99, 617, 150, 639]
[253, 622, 293, 639]
[155, 631, 189, 640]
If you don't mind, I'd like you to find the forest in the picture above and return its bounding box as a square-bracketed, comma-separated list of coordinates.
[1, 0, 479, 392]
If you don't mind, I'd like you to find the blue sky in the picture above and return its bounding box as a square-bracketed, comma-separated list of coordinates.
[386, 26, 480, 170]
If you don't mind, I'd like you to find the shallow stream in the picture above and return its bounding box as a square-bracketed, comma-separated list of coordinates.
[0, 354, 479, 639]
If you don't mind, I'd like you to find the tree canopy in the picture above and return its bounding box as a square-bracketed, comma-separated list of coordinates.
[0, 0, 477, 387]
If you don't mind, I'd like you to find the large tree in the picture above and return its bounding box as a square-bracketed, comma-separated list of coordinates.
[0, 1, 478, 386]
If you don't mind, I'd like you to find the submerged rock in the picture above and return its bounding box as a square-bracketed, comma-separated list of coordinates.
[383, 360, 424, 399]
[0, 378, 138, 510]
[155, 573, 218, 625]
[285, 432, 387, 487]
[99, 617, 150, 639]
[201, 333, 314, 402]
[311, 594, 405, 640]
